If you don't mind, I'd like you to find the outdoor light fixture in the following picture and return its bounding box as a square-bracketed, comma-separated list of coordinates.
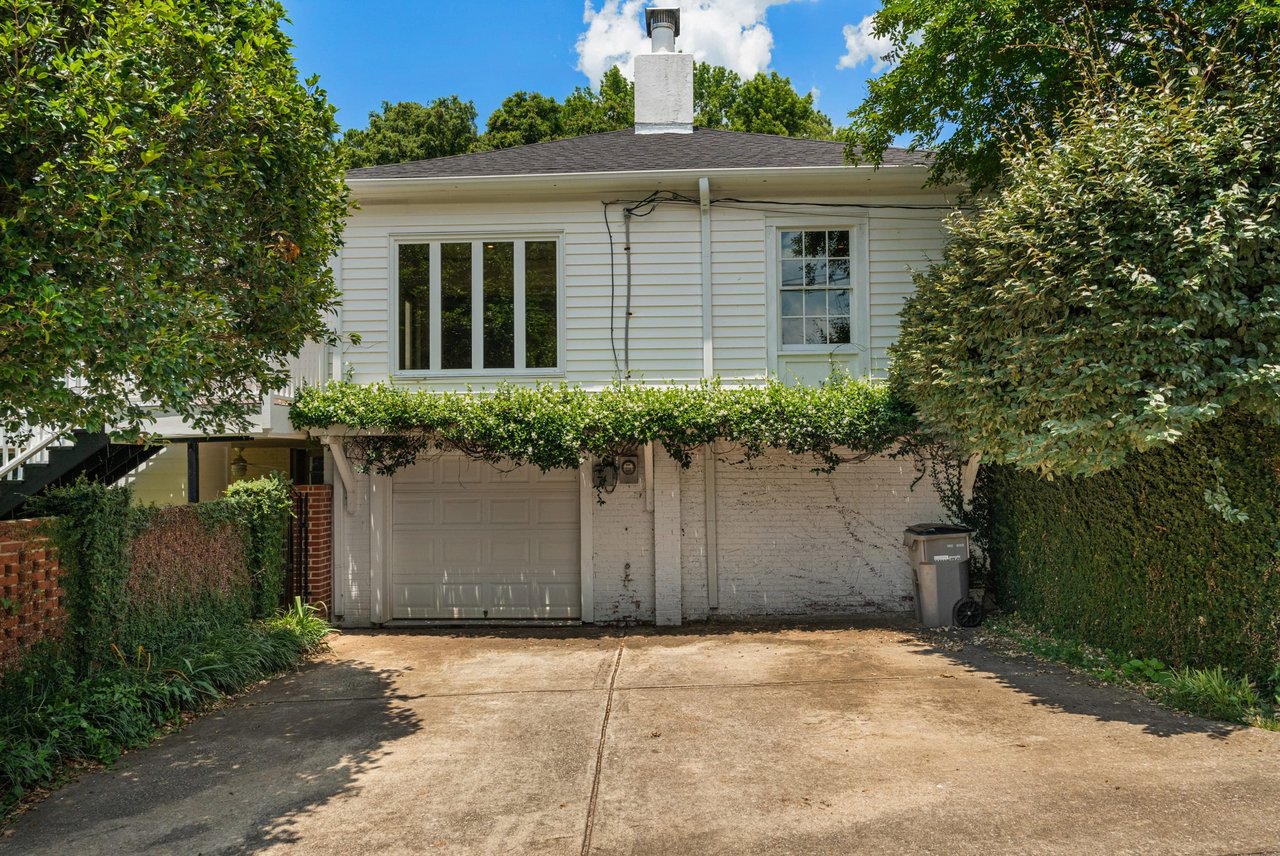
[229, 447, 249, 478]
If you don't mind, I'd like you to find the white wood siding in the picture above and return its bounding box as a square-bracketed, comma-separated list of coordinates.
[339, 191, 950, 387]
[867, 213, 948, 377]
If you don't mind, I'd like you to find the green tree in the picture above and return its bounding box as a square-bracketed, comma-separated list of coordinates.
[890, 47, 1280, 476]
[0, 0, 348, 438]
[730, 71, 834, 138]
[341, 97, 479, 168]
[476, 91, 564, 151]
[562, 67, 634, 137]
[693, 62, 741, 129]
[844, 0, 1278, 189]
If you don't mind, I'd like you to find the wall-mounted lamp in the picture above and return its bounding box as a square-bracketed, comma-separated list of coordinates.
[229, 447, 249, 478]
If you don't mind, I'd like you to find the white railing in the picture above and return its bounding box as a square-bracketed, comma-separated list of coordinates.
[275, 341, 329, 400]
[0, 425, 73, 482]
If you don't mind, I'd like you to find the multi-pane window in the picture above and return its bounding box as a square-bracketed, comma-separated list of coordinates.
[779, 229, 851, 347]
[398, 238, 559, 372]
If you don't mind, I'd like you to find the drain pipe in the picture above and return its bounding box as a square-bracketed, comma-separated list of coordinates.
[623, 208, 634, 379]
[698, 177, 719, 612]
[699, 177, 713, 378]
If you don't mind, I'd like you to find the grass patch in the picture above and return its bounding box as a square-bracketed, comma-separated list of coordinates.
[0, 599, 330, 815]
[985, 614, 1280, 730]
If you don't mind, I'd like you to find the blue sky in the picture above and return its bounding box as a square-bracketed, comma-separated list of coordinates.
[283, 1, 892, 132]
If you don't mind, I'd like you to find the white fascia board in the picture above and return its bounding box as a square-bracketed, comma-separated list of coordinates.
[346, 164, 937, 203]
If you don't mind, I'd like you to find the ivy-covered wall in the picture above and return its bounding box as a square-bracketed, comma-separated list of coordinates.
[983, 412, 1280, 678]
[33, 478, 294, 671]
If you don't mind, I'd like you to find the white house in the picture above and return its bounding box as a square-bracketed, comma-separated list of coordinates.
[318, 9, 955, 627]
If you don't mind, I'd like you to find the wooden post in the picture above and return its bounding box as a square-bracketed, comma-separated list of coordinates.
[186, 442, 199, 504]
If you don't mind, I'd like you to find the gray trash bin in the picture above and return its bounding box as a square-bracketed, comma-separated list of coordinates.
[903, 524, 973, 627]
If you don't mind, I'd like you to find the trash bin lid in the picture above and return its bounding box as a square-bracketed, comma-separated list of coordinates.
[905, 523, 973, 536]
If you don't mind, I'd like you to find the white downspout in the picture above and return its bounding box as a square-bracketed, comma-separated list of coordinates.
[698, 177, 719, 613]
[699, 177, 713, 379]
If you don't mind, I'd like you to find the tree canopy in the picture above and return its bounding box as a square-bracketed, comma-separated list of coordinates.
[340, 63, 837, 165]
[341, 97, 478, 167]
[890, 44, 1280, 476]
[562, 67, 635, 137]
[0, 0, 348, 438]
[844, 0, 1280, 189]
[475, 91, 565, 152]
[729, 71, 834, 138]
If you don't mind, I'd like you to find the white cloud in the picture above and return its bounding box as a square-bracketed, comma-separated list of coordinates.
[837, 15, 895, 73]
[576, 0, 802, 85]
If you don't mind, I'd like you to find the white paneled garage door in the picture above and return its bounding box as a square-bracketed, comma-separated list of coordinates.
[390, 456, 580, 620]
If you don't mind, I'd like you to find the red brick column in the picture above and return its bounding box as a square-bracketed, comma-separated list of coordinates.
[0, 519, 65, 674]
[295, 485, 333, 618]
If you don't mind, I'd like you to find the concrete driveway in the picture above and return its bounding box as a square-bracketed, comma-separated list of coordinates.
[2, 623, 1278, 855]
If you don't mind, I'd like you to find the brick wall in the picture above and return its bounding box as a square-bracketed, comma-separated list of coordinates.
[295, 484, 333, 617]
[0, 520, 64, 672]
[591, 477, 655, 624]
[333, 449, 946, 627]
[686, 450, 944, 619]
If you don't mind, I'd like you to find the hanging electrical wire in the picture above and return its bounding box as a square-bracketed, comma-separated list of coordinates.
[600, 190, 962, 378]
[601, 191, 700, 378]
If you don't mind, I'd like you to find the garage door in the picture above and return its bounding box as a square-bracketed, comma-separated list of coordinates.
[390, 456, 580, 620]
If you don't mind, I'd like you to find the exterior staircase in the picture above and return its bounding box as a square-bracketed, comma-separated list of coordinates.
[0, 429, 162, 518]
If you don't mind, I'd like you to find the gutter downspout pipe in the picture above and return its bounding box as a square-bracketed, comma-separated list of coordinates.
[623, 209, 634, 380]
[698, 177, 719, 612]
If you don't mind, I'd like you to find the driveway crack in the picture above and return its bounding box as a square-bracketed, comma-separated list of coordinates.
[581, 639, 624, 856]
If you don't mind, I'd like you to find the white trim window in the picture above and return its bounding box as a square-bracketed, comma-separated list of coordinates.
[778, 228, 853, 349]
[395, 237, 561, 374]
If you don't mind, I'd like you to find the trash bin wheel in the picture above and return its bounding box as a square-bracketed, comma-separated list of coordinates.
[953, 598, 983, 628]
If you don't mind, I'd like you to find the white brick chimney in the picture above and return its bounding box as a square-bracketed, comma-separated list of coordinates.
[634, 7, 694, 134]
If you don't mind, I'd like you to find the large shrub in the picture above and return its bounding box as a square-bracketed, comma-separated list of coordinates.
[983, 412, 1280, 678]
[892, 49, 1280, 477]
[0, 0, 348, 438]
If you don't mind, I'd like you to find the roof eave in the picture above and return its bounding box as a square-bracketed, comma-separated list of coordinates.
[346, 162, 934, 199]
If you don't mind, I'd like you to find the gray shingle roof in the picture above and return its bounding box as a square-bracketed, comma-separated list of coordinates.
[346, 128, 929, 181]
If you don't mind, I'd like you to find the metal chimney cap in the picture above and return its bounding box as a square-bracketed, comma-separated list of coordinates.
[645, 7, 680, 38]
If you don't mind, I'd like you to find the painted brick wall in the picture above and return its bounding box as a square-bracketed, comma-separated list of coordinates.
[332, 448, 946, 627]
[332, 471, 371, 625]
[687, 450, 944, 619]
[678, 448, 711, 620]
[591, 479, 655, 624]
[652, 448, 682, 625]
[295, 484, 333, 617]
[0, 520, 64, 672]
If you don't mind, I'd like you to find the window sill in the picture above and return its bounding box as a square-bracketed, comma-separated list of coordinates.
[392, 369, 566, 382]
[778, 345, 859, 355]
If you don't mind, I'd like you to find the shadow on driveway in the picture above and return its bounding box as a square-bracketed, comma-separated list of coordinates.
[0, 655, 422, 855]
[901, 629, 1244, 739]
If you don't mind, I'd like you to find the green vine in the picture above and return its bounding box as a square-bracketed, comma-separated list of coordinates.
[222, 475, 294, 619]
[290, 376, 919, 476]
[33, 482, 149, 673]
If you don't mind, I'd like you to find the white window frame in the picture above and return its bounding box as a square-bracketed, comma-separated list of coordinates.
[390, 231, 566, 379]
[764, 217, 871, 373]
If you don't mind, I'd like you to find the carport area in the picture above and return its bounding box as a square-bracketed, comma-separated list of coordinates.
[3, 624, 1278, 855]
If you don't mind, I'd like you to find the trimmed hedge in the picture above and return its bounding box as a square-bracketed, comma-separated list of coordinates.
[983, 412, 1280, 678]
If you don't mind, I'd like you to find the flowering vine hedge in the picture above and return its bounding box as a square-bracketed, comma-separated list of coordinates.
[290, 378, 919, 475]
